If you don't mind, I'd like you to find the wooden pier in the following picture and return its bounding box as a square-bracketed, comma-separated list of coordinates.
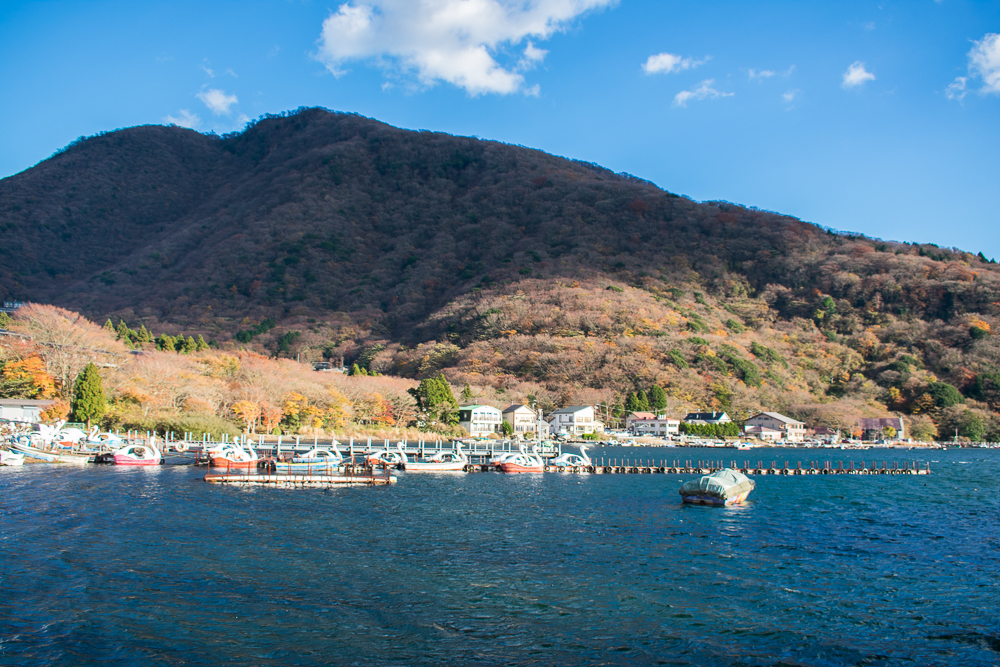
[203, 461, 396, 487]
[466, 458, 931, 475]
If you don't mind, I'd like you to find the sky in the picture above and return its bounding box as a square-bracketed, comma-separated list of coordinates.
[1, 0, 998, 258]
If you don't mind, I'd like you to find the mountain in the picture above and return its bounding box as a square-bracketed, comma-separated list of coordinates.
[2, 107, 999, 437]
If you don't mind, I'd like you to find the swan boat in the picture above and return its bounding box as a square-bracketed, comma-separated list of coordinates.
[208, 442, 259, 469]
[679, 468, 755, 506]
[550, 445, 591, 469]
[113, 442, 163, 466]
[499, 446, 545, 473]
[365, 443, 409, 468]
[274, 446, 344, 473]
[0, 448, 25, 466]
[403, 444, 468, 472]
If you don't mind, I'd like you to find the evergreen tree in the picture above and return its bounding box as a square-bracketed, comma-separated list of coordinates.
[182, 336, 198, 354]
[137, 325, 153, 343]
[501, 420, 514, 437]
[649, 385, 668, 411]
[115, 320, 131, 342]
[196, 335, 209, 351]
[635, 390, 650, 411]
[71, 363, 106, 429]
[408, 374, 459, 425]
[0, 311, 12, 329]
[624, 392, 641, 413]
[350, 363, 362, 376]
[103, 319, 115, 333]
[460, 383, 474, 402]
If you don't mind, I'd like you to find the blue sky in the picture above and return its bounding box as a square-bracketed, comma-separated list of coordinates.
[2, 0, 998, 258]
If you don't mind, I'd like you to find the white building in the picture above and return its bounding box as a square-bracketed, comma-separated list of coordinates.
[745, 412, 806, 442]
[458, 404, 503, 437]
[628, 414, 680, 437]
[546, 406, 604, 436]
[0, 399, 55, 424]
[501, 404, 550, 437]
[684, 411, 732, 425]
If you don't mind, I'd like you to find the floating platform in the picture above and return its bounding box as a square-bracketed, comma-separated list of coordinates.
[204, 469, 396, 487]
[465, 459, 930, 475]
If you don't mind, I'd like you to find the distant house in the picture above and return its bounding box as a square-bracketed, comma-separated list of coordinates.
[745, 412, 806, 442]
[0, 399, 55, 424]
[683, 411, 732, 425]
[502, 404, 549, 437]
[744, 425, 782, 442]
[628, 414, 681, 438]
[546, 406, 604, 436]
[859, 417, 905, 441]
[458, 405, 503, 437]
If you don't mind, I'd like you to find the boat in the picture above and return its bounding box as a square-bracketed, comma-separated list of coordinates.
[9, 439, 59, 462]
[0, 448, 25, 466]
[273, 446, 344, 473]
[403, 443, 468, 472]
[365, 442, 408, 468]
[489, 443, 526, 467]
[550, 444, 591, 469]
[679, 468, 755, 506]
[500, 446, 544, 473]
[113, 442, 163, 466]
[208, 442, 258, 469]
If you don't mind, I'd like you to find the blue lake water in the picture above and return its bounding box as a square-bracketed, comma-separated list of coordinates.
[1, 446, 998, 666]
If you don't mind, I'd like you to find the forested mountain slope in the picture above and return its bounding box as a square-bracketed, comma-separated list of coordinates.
[2, 108, 999, 437]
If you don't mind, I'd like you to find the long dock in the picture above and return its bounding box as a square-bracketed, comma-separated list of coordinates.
[467, 459, 931, 475]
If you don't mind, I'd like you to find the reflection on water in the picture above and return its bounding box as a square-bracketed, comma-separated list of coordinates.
[1, 447, 999, 665]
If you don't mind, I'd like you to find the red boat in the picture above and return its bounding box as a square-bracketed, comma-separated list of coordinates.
[499, 452, 544, 473]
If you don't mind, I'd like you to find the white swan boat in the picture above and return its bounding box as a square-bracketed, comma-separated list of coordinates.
[550, 444, 591, 469]
[403, 443, 468, 472]
[0, 448, 25, 466]
[500, 446, 545, 473]
[365, 442, 409, 468]
[208, 442, 258, 469]
[113, 441, 162, 466]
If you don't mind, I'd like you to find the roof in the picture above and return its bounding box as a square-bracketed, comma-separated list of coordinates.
[745, 425, 782, 433]
[0, 399, 56, 407]
[548, 405, 593, 415]
[626, 412, 656, 420]
[859, 417, 903, 430]
[684, 411, 729, 422]
[750, 412, 805, 425]
[459, 404, 500, 411]
[502, 404, 535, 414]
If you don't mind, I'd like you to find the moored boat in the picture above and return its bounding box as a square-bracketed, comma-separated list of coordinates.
[208, 442, 258, 469]
[500, 446, 544, 473]
[113, 442, 163, 466]
[679, 468, 755, 506]
[9, 440, 59, 463]
[550, 444, 591, 469]
[403, 444, 468, 472]
[274, 446, 344, 473]
[0, 448, 25, 466]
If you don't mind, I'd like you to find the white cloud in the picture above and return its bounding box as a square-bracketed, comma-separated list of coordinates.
[226, 68, 238, 78]
[201, 64, 215, 78]
[969, 32, 1000, 94]
[842, 61, 875, 88]
[315, 0, 615, 96]
[642, 52, 706, 75]
[164, 109, 201, 129]
[673, 79, 733, 107]
[197, 88, 239, 115]
[748, 68, 775, 81]
[946, 76, 967, 101]
[782, 90, 797, 103]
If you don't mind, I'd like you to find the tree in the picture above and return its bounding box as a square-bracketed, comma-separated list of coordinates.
[136, 325, 153, 343]
[928, 382, 964, 409]
[232, 400, 261, 433]
[182, 335, 198, 354]
[501, 420, 514, 437]
[196, 335, 209, 351]
[634, 390, 650, 411]
[460, 383, 474, 402]
[408, 374, 459, 426]
[0, 311, 12, 329]
[648, 385, 668, 411]
[71, 363, 106, 428]
[0, 356, 56, 399]
[102, 319, 115, 333]
[115, 320, 132, 342]
[350, 363, 363, 376]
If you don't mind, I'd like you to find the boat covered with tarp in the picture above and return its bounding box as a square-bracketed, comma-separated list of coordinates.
[679, 468, 755, 506]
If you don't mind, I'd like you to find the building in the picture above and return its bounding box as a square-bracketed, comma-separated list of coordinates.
[0, 399, 55, 424]
[745, 412, 806, 442]
[859, 417, 905, 441]
[458, 405, 503, 437]
[683, 411, 732, 425]
[628, 414, 681, 438]
[501, 404, 549, 437]
[743, 425, 782, 442]
[546, 406, 604, 436]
